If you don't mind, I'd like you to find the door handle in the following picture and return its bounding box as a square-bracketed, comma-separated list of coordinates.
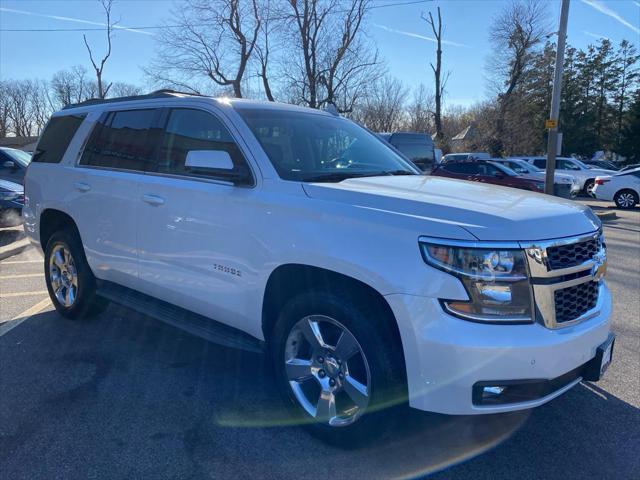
[74, 181, 91, 192]
[142, 194, 165, 206]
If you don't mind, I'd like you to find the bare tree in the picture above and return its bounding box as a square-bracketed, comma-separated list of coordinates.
[405, 84, 435, 134]
[147, 0, 261, 98]
[255, 0, 278, 101]
[284, 0, 380, 112]
[109, 82, 143, 98]
[50, 66, 97, 108]
[83, 0, 115, 99]
[422, 6, 448, 142]
[351, 75, 408, 132]
[1, 80, 53, 137]
[0, 82, 10, 137]
[488, 0, 548, 154]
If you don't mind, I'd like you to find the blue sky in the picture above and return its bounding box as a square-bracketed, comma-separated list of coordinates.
[1, 0, 638, 107]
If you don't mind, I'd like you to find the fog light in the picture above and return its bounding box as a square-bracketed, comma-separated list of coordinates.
[483, 386, 506, 397]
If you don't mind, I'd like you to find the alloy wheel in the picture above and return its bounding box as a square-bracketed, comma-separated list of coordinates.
[284, 315, 371, 427]
[616, 192, 636, 209]
[49, 244, 78, 308]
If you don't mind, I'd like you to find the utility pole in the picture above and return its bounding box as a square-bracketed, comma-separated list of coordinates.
[545, 0, 571, 195]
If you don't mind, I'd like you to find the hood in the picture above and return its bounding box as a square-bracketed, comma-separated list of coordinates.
[303, 176, 600, 242]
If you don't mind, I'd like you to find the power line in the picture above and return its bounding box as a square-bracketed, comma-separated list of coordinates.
[0, 0, 433, 32]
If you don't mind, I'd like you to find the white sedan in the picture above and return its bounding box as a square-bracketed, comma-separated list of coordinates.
[593, 168, 640, 209]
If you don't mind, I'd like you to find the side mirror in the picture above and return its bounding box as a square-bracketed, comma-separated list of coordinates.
[2, 160, 15, 169]
[185, 150, 234, 171]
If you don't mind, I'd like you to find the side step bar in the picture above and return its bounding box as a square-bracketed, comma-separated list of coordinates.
[96, 281, 264, 353]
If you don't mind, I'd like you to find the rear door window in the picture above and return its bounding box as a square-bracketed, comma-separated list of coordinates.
[80, 109, 159, 171]
[533, 159, 547, 169]
[32, 114, 86, 163]
[153, 108, 252, 184]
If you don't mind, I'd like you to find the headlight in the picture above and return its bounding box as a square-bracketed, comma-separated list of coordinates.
[420, 241, 533, 323]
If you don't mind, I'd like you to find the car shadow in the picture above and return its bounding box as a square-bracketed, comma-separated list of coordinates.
[0, 226, 24, 248]
[0, 305, 637, 479]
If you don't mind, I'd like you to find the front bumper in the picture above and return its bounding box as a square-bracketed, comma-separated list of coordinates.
[385, 282, 612, 415]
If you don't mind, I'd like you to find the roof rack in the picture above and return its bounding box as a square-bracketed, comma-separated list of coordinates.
[62, 89, 206, 110]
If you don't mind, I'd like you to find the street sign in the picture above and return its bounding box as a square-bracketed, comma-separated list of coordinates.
[545, 119, 558, 129]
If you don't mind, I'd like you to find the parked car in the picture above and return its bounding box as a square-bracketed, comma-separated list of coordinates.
[583, 159, 620, 171]
[0, 147, 31, 185]
[491, 158, 580, 197]
[593, 167, 640, 209]
[0, 179, 24, 227]
[431, 159, 545, 192]
[520, 156, 616, 196]
[377, 132, 435, 172]
[441, 152, 490, 163]
[24, 91, 614, 445]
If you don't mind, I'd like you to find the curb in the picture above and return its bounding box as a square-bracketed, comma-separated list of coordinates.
[594, 210, 617, 221]
[0, 237, 31, 261]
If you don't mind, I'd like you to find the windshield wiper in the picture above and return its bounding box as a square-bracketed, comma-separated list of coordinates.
[303, 169, 417, 183]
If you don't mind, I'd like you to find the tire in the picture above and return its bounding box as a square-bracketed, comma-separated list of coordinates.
[44, 229, 106, 319]
[270, 290, 406, 447]
[584, 179, 596, 197]
[613, 189, 638, 209]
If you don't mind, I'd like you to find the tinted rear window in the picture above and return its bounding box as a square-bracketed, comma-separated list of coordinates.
[81, 109, 159, 171]
[444, 162, 478, 174]
[32, 114, 86, 163]
[533, 159, 547, 168]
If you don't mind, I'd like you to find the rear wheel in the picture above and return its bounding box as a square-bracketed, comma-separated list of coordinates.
[584, 179, 596, 196]
[44, 229, 106, 319]
[613, 189, 638, 209]
[271, 290, 406, 446]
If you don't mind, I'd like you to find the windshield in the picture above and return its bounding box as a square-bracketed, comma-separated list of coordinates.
[504, 160, 538, 174]
[2, 148, 31, 167]
[237, 108, 418, 181]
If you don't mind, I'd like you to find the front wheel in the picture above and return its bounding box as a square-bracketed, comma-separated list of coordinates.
[614, 189, 638, 209]
[271, 291, 406, 446]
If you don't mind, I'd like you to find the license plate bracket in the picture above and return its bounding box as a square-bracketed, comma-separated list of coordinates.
[582, 333, 615, 382]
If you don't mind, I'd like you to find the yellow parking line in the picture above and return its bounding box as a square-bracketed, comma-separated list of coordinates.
[1, 290, 49, 298]
[0, 297, 51, 337]
[0, 274, 43, 279]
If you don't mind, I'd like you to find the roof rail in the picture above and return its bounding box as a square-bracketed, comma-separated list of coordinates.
[62, 89, 205, 110]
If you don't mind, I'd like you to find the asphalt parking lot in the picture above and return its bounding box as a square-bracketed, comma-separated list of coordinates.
[1, 203, 638, 480]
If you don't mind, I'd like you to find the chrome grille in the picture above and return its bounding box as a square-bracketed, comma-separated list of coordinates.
[554, 281, 599, 323]
[524, 231, 605, 329]
[546, 237, 598, 270]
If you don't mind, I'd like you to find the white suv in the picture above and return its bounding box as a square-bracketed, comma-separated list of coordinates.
[522, 156, 616, 196]
[24, 91, 614, 445]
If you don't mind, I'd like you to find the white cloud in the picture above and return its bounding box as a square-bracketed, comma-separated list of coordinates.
[0, 7, 154, 35]
[582, 30, 610, 40]
[372, 23, 468, 47]
[581, 0, 640, 34]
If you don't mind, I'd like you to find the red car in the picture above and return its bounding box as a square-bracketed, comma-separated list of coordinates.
[431, 160, 545, 192]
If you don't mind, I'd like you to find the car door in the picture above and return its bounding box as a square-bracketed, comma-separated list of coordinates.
[73, 108, 162, 288]
[136, 106, 262, 336]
